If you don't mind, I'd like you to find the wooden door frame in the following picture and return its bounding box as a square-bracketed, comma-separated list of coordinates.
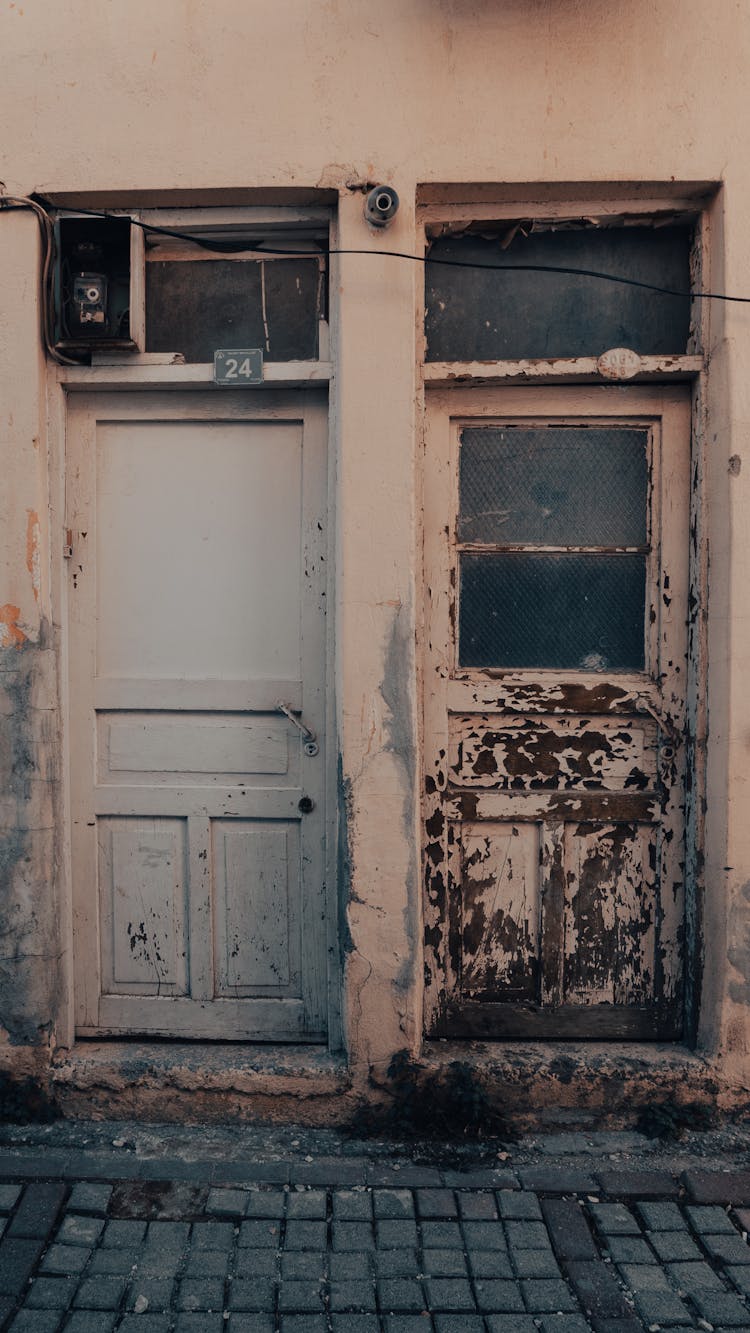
[54, 381, 341, 1050]
[421, 382, 694, 1041]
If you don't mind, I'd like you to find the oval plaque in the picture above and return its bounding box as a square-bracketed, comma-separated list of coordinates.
[597, 346, 642, 380]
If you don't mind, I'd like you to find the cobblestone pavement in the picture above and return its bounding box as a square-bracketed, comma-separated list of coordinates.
[3, 1127, 750, 1332]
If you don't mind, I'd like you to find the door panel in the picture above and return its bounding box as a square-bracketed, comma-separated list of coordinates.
[67, 391, 328, 1041]
[423, 385, 689, 1040]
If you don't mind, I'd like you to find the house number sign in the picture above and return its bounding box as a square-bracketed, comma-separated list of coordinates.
[214, 349, 263, 385]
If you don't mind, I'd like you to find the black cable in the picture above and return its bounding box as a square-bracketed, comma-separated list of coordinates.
[32, 198, 750, 305]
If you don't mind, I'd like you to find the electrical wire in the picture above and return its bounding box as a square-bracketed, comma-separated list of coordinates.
[0, 198, 82, 365]
[33, 198, 750, 305]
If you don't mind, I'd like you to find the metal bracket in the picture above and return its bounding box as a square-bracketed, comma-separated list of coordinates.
[276, 701, 319, 756]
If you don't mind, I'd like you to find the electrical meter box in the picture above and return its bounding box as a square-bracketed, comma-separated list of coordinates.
[54, 215, 144, 352]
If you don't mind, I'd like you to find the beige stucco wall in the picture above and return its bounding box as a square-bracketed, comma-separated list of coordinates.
[2, 0, 750, 1112]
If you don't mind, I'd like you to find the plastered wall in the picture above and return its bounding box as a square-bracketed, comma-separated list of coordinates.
[2, 0, 750, 1106]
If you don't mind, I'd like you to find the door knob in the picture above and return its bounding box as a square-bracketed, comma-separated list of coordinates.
[298, 796, 315, 814]
[276, 701, 319, 756]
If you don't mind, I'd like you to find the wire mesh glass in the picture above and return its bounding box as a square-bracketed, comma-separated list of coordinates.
[459, 552, 646, 671]
[458, 427, 648, 546]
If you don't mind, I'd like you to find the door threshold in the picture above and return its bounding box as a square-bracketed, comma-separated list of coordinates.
[50, 1041, 351, 1125]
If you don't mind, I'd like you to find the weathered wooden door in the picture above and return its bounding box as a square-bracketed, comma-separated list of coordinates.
[423, 385, 690, 1040]
[67, 391, 329, 1040]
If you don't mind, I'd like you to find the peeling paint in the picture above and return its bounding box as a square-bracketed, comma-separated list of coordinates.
[0, 605, 28, 649]
[25, 509, 40, 603]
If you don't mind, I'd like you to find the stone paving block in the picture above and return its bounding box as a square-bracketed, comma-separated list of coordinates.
[329, 1251, 374, 1280]
[726, 1264, 750, 1296]
[420, 1248, 468, 1277]
[441, 1170, 518, 1190]
[368, 1166, 442, 1188]
[228, 1281, 275, 1312]
[0, 1185, 21, 1211]
[467, 1251, 514, 1280]
[648, 1229, 704, 1262]
[330, 1317, 379, 1333]
[497, 1191, 542, 1221]
[277, 1279, 326, 1312]
[291, 1160, 365, 1187]
[564, 1260, 634, 1319]
[147, 1220, 190, 1248]
[40, 1242, 91, 1276]
[382, 1320, 434, 1333]
[519, 1168, 597, 1195]
[7, 1184, 66, 1239]
[423, 1278, 476, 1311]
[206, 1187, 248, 1217]
[88, 1248, 139, 1275]
[734, 1207, 750, 1232]
[520, 1278, 578, 1313]
[512, 1248, 563, 1278]
[332, 1221, 374, 1251]
[194, 1221, 235, 1250]
[213, 1162, 288, 1186]
[505, 1220, 551, 1250]
[328, 1279, 376, 1311]
[692, 1289, 750, 1325]
[420, 1220, 461, 1249]
[596, 1169, 680, 1199]
[9, 1312, 65, 1333]
[538, 1319, 592, 1333]
[177, 1278, 227, 1311]
[278, 1319, 327, 1333]
[74, 1277, 128, 1310]
[377, 1277, 427, 1312]
[119, 1318, 173, 1333]
[101, 1219, 147, 1247]
[484, 1319, 539, 1333]
[433, 1318, 487, 1333]
[68, 1184, 113, 1215]
[635, 1200, 686, 1231]
[473, 1279, 524, 1312]
[618, 1262, 670, 1291]
[686, 1203, 737, 1235]
[125, 1277, 175, 1310]
[702, 1232, 750, 1264]
[0, 1237, 45, 1292]
[463, 1220, 508, 1251]
[332, 1190, 372, 1221]
[373, 1190, 415, 1219]
[373, 1249, 420, 1277]
[279, 1251, 324, 1280]
[226, 1319, 275, 1333]
[541, 1199, 598, 1263]
[244, 1189, 287, 1220]
[666, 1260, 725, 1292]
[376, 1219, 419, 1248]
[237, 1219, 280, 1249]
[25, 1275, 76, 1309]
[630, 1288, 693, 1325]
[683, 1170, 750, 1205]
[416, 1189, 457, 1218]
[457, 1191, 497, 1220]
[65, 1316, 118, 1333]
[588, 1202, 639, 1236]
[233, 1248, 276, 1279]
[57, 1214, 105, 1247]
[286, 1190, 327, 1220]
[604, 1236, 657, 1264]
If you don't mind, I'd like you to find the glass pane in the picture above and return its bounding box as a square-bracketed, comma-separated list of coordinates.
[459, 552, 646, 671]
[425, 225, 692, 361]
[146, 258, 321, 362]
[458, 427, 648, 546]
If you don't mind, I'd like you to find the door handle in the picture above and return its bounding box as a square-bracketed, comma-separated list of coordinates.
[636, 695, 682, 748]
[276, 701, 319, 756]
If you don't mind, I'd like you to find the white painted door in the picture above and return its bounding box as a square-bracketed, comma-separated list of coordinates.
[423, 385, 690, 1040]
[67, 391, 329, 1040]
